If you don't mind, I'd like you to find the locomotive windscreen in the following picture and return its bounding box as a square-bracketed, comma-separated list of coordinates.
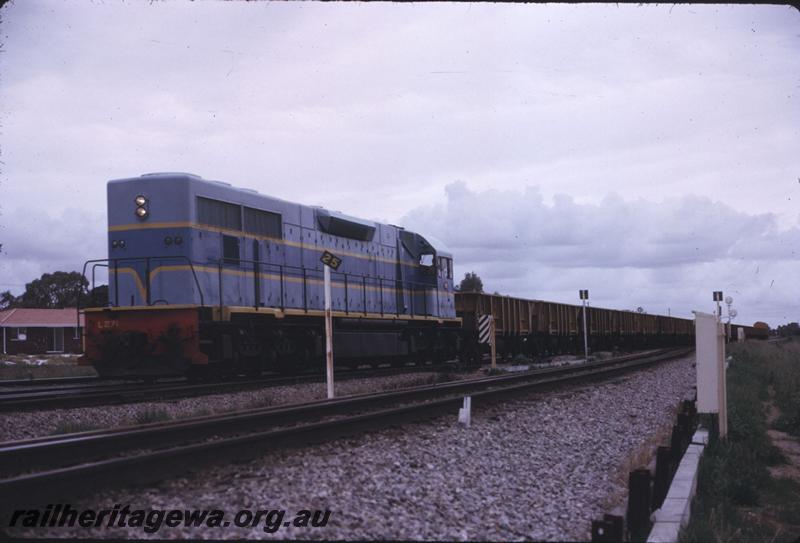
[315, 209, 376, 241]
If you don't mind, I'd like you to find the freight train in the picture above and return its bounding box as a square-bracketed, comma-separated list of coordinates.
[457, 293, 766, 358]
[78, 173, 763, 378]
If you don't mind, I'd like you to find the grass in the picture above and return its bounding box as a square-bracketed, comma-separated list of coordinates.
[681, 339, 800, 543]
[762, 341, 800, 438]
[0, 354, 97, 380]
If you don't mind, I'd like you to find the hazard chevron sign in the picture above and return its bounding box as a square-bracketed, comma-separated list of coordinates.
[478, 314, 493, 344]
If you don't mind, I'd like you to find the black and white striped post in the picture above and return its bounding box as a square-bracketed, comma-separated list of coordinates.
[478, 314, 496, 369]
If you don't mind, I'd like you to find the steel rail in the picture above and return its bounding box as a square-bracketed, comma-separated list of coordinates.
[0, 348, 691, 507]
[0, 362, 456, 412]
[0, 375, 102, 387]
[0, 378, 186, 396]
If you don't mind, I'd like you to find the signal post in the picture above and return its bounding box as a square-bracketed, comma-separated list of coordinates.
[579, 289, 589, 362]
[320, 250, 342, 399]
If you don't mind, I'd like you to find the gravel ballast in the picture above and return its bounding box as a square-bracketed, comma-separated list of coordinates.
[6, 354, 696, 540]
[0, 371, 457, 442]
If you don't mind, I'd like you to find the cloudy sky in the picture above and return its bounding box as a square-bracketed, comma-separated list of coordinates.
[1, 1, 798, 326]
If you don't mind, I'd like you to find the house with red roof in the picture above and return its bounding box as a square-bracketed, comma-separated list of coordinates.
[0, 308, 84, 355]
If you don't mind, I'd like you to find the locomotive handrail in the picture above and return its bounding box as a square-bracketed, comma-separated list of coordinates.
[79, 253, 447, 319]
[91, 263, 108, 293]
[79, 256, 206, 314]
[74, 262, 110, 329]
[212, 256, 446, 319]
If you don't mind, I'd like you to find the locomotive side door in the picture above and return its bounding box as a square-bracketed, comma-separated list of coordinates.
[221, 233, 243, 306]
[264, 230, 285, 308]
[395, 238, 406, 315]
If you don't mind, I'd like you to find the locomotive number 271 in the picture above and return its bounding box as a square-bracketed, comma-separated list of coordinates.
[320, 250, 343, 271]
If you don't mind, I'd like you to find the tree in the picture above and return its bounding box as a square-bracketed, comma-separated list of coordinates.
[86, 284, 109, 307]
[17, 271, 89, 309]
[458, 271, 484, 293]
[0, 290, 17, 311]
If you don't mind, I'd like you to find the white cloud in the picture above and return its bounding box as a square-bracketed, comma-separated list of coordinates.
[0, 206, 106, 291]
[402, 182, 800, 325]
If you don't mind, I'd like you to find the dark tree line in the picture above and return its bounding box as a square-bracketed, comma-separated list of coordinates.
[777, 322, 800, 337]
[0, 271, 108, 310]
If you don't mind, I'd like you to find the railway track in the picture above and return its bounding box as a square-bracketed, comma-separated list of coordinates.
[0, 363, 454, 412]
[0, 347, 691, 507]
[0, 375, 104, 387]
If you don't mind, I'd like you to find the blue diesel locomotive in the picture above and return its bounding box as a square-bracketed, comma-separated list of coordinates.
[81, 173, 461, 377]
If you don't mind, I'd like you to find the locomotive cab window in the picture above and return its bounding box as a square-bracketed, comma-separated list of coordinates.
[223, 235, 240, 265]
[419, 252, 435, 274]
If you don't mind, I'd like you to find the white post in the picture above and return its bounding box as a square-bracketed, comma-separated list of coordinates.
[324, 265, 334, 399]
[718, 318, 727, 438]
[2, 326, 5, 355]
[458, 396, 471, 427]
[582, 299, 589, 362]
[695, 310, 728, 439]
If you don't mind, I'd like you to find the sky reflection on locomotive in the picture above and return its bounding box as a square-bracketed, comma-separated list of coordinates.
[0, 2, 798, 326]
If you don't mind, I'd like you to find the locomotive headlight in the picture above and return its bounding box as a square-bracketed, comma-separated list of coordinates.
[135, 206, 148, 219]
[111, 240, 119, 248]
[164, 236, 173, 245]
[119, 240, 126, 248]
[174, 236, 183, 245]
[134, 195, 147, 206]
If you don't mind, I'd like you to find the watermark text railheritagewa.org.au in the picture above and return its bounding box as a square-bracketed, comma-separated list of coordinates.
[8, 504, 332, 534]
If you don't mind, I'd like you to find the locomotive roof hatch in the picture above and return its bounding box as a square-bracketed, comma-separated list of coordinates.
[139, 172, 203, 179]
